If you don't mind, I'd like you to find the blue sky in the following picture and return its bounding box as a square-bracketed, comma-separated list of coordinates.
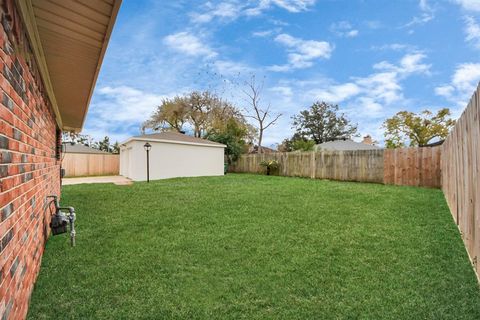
[84, 0, 480, 147]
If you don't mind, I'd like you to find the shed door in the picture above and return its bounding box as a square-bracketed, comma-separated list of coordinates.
[121, 147, 132, 178]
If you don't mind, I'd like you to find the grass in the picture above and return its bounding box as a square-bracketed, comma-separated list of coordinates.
[28, 174, 480, 319]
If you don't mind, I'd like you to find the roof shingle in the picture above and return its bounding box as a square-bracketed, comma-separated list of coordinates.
[314, 139, 381, 151]
[64, 144, 111, 154]
[131, 132, 226, 147]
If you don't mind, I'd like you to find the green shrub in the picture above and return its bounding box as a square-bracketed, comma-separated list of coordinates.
[260, 160, 279, 175]
[292, 139, 315, 151]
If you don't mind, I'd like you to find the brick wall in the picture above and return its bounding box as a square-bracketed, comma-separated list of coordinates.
[0, 1, 61, 319]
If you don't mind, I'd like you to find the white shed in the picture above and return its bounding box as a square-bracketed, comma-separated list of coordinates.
[120, 132, 226, 181]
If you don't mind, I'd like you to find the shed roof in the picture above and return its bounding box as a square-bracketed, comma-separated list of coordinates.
[64, 144, 110, 154]
[315, 139, 382, 151]
[124, 132, 226, 148]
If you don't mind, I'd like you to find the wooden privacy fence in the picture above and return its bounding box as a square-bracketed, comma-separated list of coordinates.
[233, 85, 480, 279]
[231, 147, 442, 188]
[384, 147, 442, 187]
[442, 84, 480, 277]
[62, 153, 120, 177]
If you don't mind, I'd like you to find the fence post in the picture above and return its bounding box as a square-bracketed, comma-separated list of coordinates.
[311, 151, 316, 179]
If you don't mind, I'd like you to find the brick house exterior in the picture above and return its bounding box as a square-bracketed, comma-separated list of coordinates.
[0, 1, 120, 319]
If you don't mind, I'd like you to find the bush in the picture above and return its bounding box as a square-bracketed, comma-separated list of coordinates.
[260, 160, 279, 175]
[292, 139, 315, 151]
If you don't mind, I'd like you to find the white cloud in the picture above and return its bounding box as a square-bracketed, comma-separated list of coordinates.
[270, 0, 316, 12]
[83, 86, 169, 143]
[453, 0, 480, 11]
[435, 63, 480, 108]
[419, 0, 429, 11]
[448, 63, 480, 91]
[464, 16, 480, 49]
[308, 83, 361, 104]
[435, 85, 455, 97]
[191, 0, 317, 24]
[269, 33, 333, 71]
[270, 85, 294, 97]
[399, 53, 431, 74]
[212, 59, 254, 76]
[163, 32, 217, 58]
[245, 0, 317, 15]
[346, 30, 359, 38]
[190, 1, 241, 23]
[94, 86, 168, 123]
[373, 53, 431, 76]
[364, 20, 382, 29]
[261, 54, 431, 145]
[354, 72, 402, 106]
[304, 53, 430, 118]
[370, 43, 417, 52]
[252, 29, 280, 37]
[402, 0, 435, 28]
[304, 54, 430, 140]
[330, 21, 359, 38]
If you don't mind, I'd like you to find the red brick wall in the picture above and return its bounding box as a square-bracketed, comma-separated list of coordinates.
[0, 1, 61, 319]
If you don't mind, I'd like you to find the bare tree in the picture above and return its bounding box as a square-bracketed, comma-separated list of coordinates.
[242, 75, 281, 153]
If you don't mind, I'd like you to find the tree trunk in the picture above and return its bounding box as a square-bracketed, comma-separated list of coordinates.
[194, 126, 201, 138]
[258, 129, 263, 154]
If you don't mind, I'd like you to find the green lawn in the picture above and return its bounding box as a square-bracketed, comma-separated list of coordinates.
[28, 174, 480, 319]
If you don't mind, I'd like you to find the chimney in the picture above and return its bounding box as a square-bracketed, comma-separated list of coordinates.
[362, 135, 373, 145]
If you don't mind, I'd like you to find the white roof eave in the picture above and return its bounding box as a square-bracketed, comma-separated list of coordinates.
[120, 137, 226, 148]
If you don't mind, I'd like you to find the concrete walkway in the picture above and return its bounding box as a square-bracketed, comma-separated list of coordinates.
[62, 176, 133, 186]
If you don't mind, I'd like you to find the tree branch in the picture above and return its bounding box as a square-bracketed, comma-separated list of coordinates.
[264, 113, 282, 130]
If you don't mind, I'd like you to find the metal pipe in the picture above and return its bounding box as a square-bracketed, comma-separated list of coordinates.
[46, 196, 76, 247]
[58, 206, 76, 247]
[146, 148, 150, 183]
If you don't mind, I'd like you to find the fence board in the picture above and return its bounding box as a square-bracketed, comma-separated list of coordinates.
[442, 84, 480, 277]
[383, 147, 441, 188]
[62, 153, 120, 177]
[232, 148, 440, 186]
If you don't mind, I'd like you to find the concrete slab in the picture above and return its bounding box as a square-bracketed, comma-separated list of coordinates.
[62, 176, 133, 186]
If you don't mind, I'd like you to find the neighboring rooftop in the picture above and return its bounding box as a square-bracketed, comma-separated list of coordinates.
[127, 132, 226, 147]
[315, 139, 382, 151]
[248, 145, 276, 154]
[64, 144, 110, 154]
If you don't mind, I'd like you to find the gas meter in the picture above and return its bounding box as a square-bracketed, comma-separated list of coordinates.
[46, 196, 76, 246]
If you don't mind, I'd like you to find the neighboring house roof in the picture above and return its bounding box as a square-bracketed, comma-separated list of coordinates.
[315, 139, 382, 151]
[421, 140, 445, 147]
[123, 132, 226, 148]
[16, 0, 122, 131]
[64, 144, 110, 154]
[248, 145, 276, 154]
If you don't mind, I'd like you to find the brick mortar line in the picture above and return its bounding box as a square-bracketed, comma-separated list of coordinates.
[0, 94, 57, 144]
[0, 131, 57, 157]
[0, 166, 56, 182]
[0, 197, 50, 293]
[0, 186, 47, 246]
[0, 166, 59, 211]
[0, 147, 58, 162]
[0, 218, 43, 301]
[0, 187, 54, 272]
[0, 70, 55, 137]
[0, 100, 57, 151]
